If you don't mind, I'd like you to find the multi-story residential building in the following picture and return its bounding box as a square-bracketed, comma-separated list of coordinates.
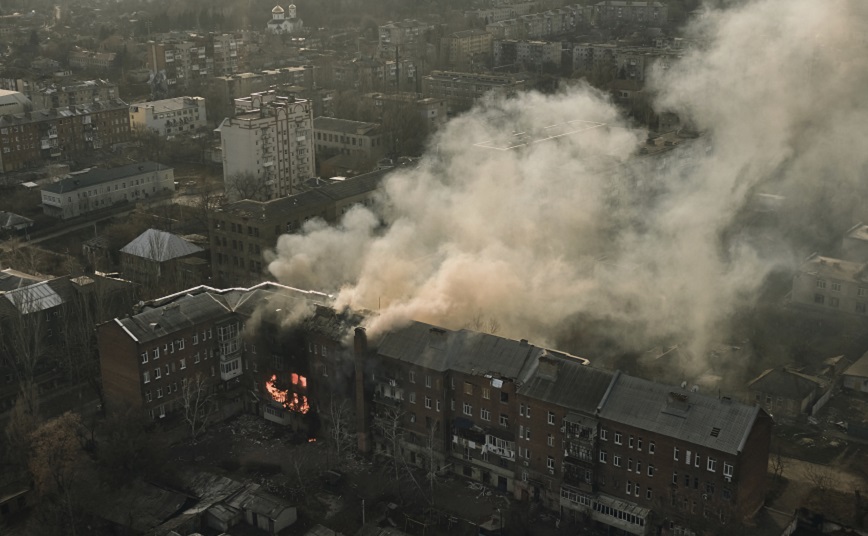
[147, 34, 243, 90]
[218, 95, 314, 201]
[596, 375, 772, 534]
[214, 66, 314, 106]
[592, 0, 668, 28]
[465, 2, 539, 25]
[486, 5, 585, 40]
[378, 20, 433, 58]
[313, 117, 385, 161]
[41, 162, 174, 220]
[514, 352, 613, 514]
[30, 79, 118, 111]
[97, 283, 335, 426]
[129, 96, 207, 138]
[792, 254, 868, 315]
[421, 71, 529, 114]
[0, 99, 131, 173]
[440, 30, 494, 71]
[69, 50, 116, 72]
[361, 92, 448, 129]
[572, 43, 619, 74]
[208, 166, 394, 287]
[494, 40, 562, 70]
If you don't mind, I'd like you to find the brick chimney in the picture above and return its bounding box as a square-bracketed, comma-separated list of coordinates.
[537, 352, 558, 381]
[354, 327, 370, 454]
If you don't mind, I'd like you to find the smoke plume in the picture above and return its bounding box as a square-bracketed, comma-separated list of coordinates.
[266, 0, 868, 371]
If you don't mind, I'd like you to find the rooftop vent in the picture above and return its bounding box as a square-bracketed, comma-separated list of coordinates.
[710, 427, 721, 437]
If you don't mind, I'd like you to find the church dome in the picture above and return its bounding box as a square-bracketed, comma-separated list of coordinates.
[272, 5, 285, 13]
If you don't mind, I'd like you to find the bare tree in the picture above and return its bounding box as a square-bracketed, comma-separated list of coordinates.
[771, 447, 785, 482]
[803, 462, 834, 492]
[374, 405, 406, 482]
[224, 171, 270, 202]
[181, 373, 217, 441]
[1, 287, 49, 401]
[3, 382, 40, 469]
[327, 397, 355, 462]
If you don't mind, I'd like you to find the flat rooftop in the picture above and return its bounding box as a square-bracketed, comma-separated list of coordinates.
[473, 119, 606, 151]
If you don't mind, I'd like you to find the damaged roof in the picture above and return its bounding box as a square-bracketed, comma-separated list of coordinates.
[517, 354, 615, 413]
[599, 374, 764, 455]
[748, 368, 829, 399]
[376, 320, 541, 379]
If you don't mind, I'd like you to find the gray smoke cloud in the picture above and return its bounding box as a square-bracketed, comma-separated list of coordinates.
[266, 0, 868, 372]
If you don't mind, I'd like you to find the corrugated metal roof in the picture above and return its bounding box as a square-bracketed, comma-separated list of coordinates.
[598, 374, 761, 455]
[3, 281, 64, 313]
[120, 228, 204, 262]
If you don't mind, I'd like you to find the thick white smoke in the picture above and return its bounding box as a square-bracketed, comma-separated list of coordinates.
[266, 0, 868, 371]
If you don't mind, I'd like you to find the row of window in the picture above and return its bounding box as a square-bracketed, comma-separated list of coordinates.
[141, 332, 213, 364]
[601, 429, 656, 454]
[143, 353, 207, 384]
[813, 293, 867, 312]
[816, 279, 867, 295]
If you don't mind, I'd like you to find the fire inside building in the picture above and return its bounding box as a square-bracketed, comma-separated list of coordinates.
[97, 283, 772, 535]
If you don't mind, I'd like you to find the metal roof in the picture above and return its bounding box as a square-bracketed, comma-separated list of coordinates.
[2, 280, 64, 313]
[748, 368, 828, 399]
[120, 228, 204, 262]
[846, 351, 868, 379]
[598, 374, 762, 455]
[376, 320, 540, 379]
[42, 161, 170, 194]
[517, 355, 615, 413]
[313, 116, 381, 136]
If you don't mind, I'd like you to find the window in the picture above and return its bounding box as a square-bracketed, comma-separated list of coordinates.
[409, 392, 416, 404]
[817, 278, 827, 288]
[153, 348, 160, 359]
[673, 472, 678, 484]
[626, 480, 632, 494]
[857, 303, 867, 314]
[436, 400, 441, 412]
[193, 332, 199, 345]
[500, 392, 509, 403]
[613, 455, 621, 467]
[481, 408, 490, 421]
[500, 413, 509, 427]
[637, 438, 643, 451]
[409, 371, 416, 383]
[463, 402, 472, 416]
[548, 411, 555, 425]
[165, 364, 170, 376]
[649, 441, 655, 454]
[686, 451, 691, 465]
[547, 434, 554, 447]
[143, 371, 150, 383]
[831, 282, 841, 292]
[482, 387, 490, 399]
[859, 287, 867, 297]
[178, 339, 185, 350]
[674, 447, 679, 461]
[629, 435, 634, 449]
[464, 382, 473, 395]
[695, 454, 700, 468]
[140, 352, 148, 364]
[601, 428, 608, 441]
[600, 450, 608, 463]
[634, 483, 640, 497]
[524, 428, 531, 440]
[157, 387, 163, 398]
[646, 488, 652, 500]
[830, 297, 840, 308]
[526, 405, 531, 418]
[707, 458, 717, 472]
[722, 488, 732, 501]
[145, 391, 152, 402]
[814, 293, 825, 304]
[155, 368, 162, 379]
[425, 396, 432, 409]
[194, 352, 200, 364]
[547, 456, 555, 470]
[426, 375, 432, 388]
[520, 404, 526, 417]
[723, 462, 733, 477]
[628, 458, 633, 471]
[615, 432, 622, 445]
[180, 358, 186, 370]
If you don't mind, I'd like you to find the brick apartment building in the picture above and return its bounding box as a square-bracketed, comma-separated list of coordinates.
[98, 292, 771, 535]
[0, 99, 131, 173]
[208, 165, 396, 287]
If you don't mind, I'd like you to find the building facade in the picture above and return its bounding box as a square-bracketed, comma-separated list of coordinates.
[41, 162, 174, 220]
[440, 30, 494, 71]
[421, 71, 529, 114]
[129, 96, 207, 138]
[218, 95, 315, 201]
[313, 117, 385, 161]
[147, 34, 243, 90]
[592, 1, 668, 28]
[208, 166, 393, 287]
[791, 254, 868, 315]
[0, 99, 131, 173]
[494, 40, 563, 70]
[30, 80, 118, 111]
[378, 20, 433, 58]
[486, 5, 585, 40]
[69, 50, 116, 71]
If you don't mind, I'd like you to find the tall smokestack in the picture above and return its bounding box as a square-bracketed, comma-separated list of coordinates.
[354, 327, 370, 454]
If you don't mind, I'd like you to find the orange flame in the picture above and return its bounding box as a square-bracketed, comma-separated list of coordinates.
[265, 374, 310, 414]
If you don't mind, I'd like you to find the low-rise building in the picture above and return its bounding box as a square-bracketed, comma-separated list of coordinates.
[313, 117, 385, 161]
[129, 96, 207, 138]
[361, 92, 447, 129]
[791, 254, 868, 315]
[421, 70, 529, 114]
[120, 228, 208, 295]
[30, 79, 117, 111]
[41, 162, 174, 220]
[0, 89, 32, 115]
[843, 352, 868, 393]
[747, 368, 831, 419]
[69, 50, 117, 71]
